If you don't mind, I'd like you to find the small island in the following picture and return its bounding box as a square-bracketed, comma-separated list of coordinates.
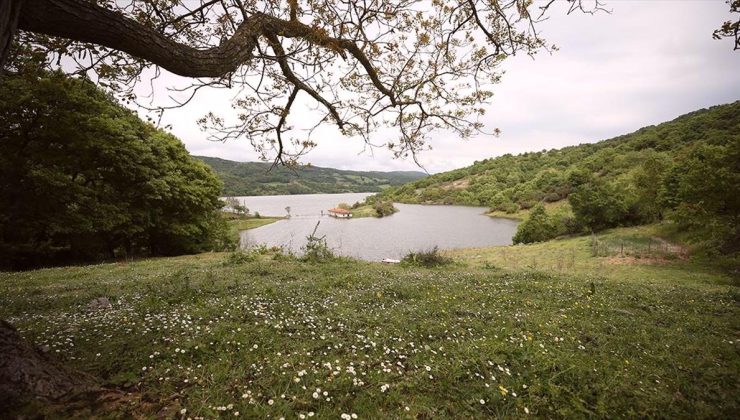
[331, 198, 398, 218]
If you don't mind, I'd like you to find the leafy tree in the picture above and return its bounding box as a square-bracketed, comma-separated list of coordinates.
[632, 152, 670, 222]
[713, 0, 740, 50]
[372, 201, 398, 217]
[0, 69, 231, 269]
[662, 141, 740, 253]
[225, 197, 248, 216]
[512, 204, 557, 244]
[568, 174, 629, 232]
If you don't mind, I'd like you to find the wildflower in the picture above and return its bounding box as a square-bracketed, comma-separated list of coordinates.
[268, 399, 274, 405]
[524, 407, 530, 414]
[381, 384, 390, 392]
[180, 408, 187, 414]
[479, 399, 485, 404]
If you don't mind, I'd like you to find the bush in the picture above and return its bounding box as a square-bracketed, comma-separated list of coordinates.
[223, 250, 258, 265]
[568, 176, 629, 232]
[301, 222, 334, 262]
[512, 204, 559, 244]
[543, 192, 562, 203]
[373, 200, 398, 217]
[402, 246, 453, 267]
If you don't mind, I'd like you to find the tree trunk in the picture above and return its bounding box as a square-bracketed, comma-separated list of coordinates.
[17, 0, 261, 77]
[0, 0, 24, 71]
[0, 319, 97, 408]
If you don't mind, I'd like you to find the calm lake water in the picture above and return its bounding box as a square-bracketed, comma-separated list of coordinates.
[233, 193, 518, 261]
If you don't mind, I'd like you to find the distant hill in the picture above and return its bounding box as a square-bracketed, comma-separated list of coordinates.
[195, 156, 427, 196]
[377, 101, 740, 210]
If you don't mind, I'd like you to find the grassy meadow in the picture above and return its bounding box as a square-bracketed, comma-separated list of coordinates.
[1, 225, 738, 418]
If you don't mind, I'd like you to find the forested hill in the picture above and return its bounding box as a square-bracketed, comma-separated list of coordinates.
[377, 101, 740, 210]
[196, 156, 427, 196]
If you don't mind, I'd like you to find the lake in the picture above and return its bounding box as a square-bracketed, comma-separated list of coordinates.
[233, 193, 519, 261]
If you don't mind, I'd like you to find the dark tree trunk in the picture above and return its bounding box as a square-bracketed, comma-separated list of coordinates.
[0, 0, 24, 71]
[0, 319, 97, 408]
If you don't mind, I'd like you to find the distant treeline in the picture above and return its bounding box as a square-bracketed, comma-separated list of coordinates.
[196, 156, 427, 196]
[378, 102, 740, 253]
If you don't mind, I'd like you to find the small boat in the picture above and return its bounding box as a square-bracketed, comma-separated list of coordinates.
[381, 258, 401, 264]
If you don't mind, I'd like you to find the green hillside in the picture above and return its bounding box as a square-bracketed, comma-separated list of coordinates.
[196, 156, 427, 196]
[378, 101, 740, 210]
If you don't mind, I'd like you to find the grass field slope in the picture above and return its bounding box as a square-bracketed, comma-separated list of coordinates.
[196, 156, 427, 196]
[2, 224, 737, 418]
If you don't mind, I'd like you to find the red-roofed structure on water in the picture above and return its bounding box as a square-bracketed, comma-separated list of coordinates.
[327, 208, 352, 218]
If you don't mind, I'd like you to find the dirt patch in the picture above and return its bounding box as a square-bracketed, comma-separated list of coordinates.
[440, 179, 470, 190]
[605, 256, 676, 266]
[651, 236, 690, 258]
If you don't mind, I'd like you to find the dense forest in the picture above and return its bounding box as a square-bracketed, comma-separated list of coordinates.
[0, 68, 233, 269]
[197, 156, 426, 196]
[378, 102, 740, 253]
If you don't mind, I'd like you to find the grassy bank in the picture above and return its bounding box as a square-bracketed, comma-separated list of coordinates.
[1, 229, 737, 417]
[349, 204, 381, 218]
[224, 213, 283, 243]
[228, 216, 282, 231]
[449, 225, 737, 286]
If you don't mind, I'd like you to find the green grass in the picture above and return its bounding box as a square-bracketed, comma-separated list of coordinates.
[350, 204, 379, 218]
[1, 228, 738, 417]
[229, 216, 282, 231]
[225, 214, 283, 243]
[448, 224, 733, 285]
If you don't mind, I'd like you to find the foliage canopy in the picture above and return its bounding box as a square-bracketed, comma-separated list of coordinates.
[0, 69, 232, 269]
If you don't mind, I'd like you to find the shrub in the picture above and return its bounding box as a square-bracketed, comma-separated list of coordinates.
[512, 204, 559, 244]
[223, 250, 258, 265]
[373, 200, 398, 217]
[568, 177, 629, 231]
[402, 246, 453, 267]
[543, 192, 562, 203]
[500, 201, 519, 214]
[301, 222, 334, 262]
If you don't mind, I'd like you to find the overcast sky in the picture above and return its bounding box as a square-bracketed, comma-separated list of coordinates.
[154, 0, 740, 174]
